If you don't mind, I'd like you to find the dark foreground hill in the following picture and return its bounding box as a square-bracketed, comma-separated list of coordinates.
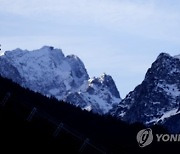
[0, 75, 179, 154]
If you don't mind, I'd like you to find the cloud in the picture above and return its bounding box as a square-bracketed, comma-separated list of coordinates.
[1, 0, 180, 42]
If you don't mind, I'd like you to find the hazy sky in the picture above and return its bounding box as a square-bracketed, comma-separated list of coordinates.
[1, 0, 180, 98]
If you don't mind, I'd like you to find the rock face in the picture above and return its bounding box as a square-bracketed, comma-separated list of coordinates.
[0, 46, 121, 114]
[66, 74, 121, 114]
[112, 53, 180, 131]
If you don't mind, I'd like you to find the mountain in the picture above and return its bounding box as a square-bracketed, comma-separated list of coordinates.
[0, 46, 121, 114]
[66, 74, 121, 113]
[112, 53, 180, 131]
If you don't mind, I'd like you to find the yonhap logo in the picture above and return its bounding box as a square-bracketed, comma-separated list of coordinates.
[136, 128, 153, 148]
[137, 128, 180, 148]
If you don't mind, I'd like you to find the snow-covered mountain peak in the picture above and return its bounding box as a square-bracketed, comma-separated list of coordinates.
[0, 46, 88, 97]
[0, 46, 121, 114]
[66, 73, 121, 114]
[4, 46, 65, 65]
[32, 46, 65, 61]
[99, 73, 111, 82]
[4, 48, 27, 58]
[89, 73, 120, 99]
[112, 52, 180, 128]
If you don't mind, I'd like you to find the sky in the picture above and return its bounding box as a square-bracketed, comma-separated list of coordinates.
[1, 0, 180, 98]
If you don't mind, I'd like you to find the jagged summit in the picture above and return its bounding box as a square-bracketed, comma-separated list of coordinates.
[68, 73, 122, 114]
[0, 46, 121, 114]
[89, 73, 120, 99]
[112, 52, 180, 131]
[156, 52, 171, 60]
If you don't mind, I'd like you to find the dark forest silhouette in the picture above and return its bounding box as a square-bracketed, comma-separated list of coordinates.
[0, 76, 179, 154]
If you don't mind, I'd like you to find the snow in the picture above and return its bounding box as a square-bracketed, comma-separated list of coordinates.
[83, 105, 92, 112]
[0, 46, 121, 114]
[118, 111, 126, 117]
[157, 83, 180, 98]
[78, 81, 89, 91]
[158, 108, 180, 122]
[83, 94, 113, 113]
[65, 73, 122, 114]
[77, 78, 121, 114]
[49, 88, 60, 95]
[0, 51, 4, 56]
[0, 46, 88, 98]
[88, 78, 94, 83]
[99, 73, 107, 83]
[146, 118, 159, 125]
[152, 102, 161, 105]
[145, 108, 180, 125]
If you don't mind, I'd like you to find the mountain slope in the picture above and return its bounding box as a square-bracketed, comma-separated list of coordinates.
[112, 53, 180, 129]
[66, 74, 120, 113]
[0, 46, 121, 114]
[1, 75, 178, 154]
